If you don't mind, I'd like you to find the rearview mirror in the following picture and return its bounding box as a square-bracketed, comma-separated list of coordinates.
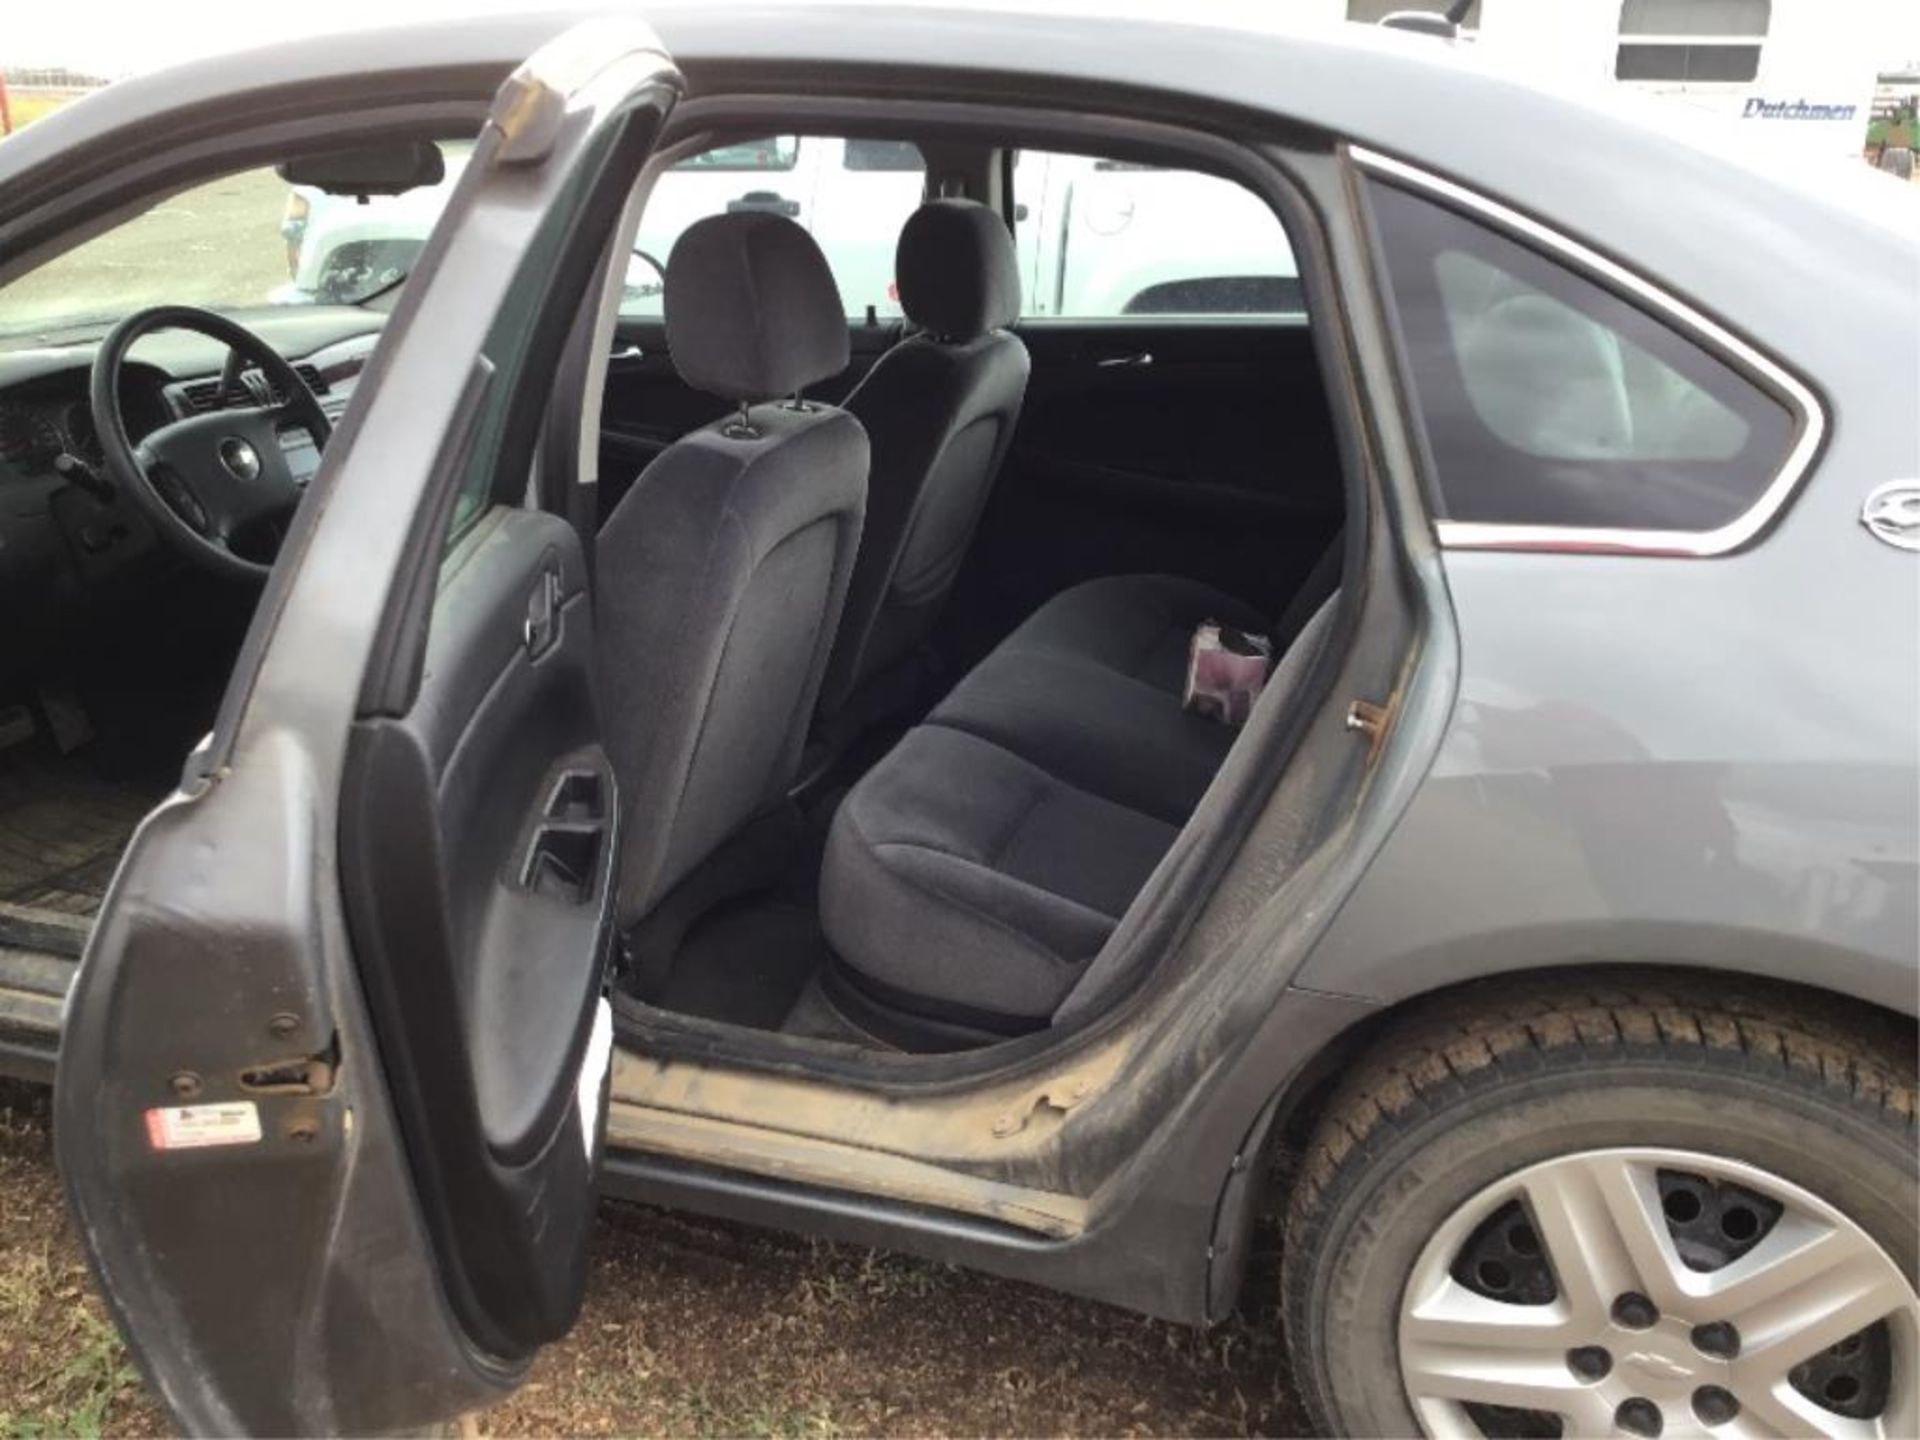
[277, 142, 446, 197]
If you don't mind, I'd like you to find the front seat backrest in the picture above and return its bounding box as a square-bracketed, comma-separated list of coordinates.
[598, 211, 868, 927]
[817, 198, 1029, 726]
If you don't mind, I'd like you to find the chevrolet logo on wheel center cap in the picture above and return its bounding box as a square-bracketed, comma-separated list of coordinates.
[1620, 1348, 1698, 1383]
[217, 436, 261, 482]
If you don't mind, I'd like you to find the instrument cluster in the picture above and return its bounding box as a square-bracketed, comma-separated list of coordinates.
[0, 397, 103, 474]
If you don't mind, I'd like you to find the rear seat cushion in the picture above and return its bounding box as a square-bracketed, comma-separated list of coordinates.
[822, 552, 1342, 1030]
[822, 571, 1268, 1022]
[819, 724, 1181, 1021]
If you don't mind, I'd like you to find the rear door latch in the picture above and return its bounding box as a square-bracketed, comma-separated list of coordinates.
[1345, 697, 1392, 755]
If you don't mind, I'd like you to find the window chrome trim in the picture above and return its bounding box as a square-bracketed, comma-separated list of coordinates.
[1350, 144, 1826, 558]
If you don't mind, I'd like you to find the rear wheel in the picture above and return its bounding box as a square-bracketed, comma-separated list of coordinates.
[1281, 975, 1918, 1438]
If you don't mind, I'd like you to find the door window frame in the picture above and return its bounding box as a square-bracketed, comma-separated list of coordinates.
[590, 91, 1395, 1094]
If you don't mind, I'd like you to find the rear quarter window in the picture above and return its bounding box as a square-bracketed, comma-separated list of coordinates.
[1367, 178, 1797, 535]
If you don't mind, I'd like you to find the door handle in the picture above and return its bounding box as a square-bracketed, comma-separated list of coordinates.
[608, 343, 646, 363]
[1095, 350, 1154, 369]
[523, 566, 563, 659]
[727, 190, 801, 218]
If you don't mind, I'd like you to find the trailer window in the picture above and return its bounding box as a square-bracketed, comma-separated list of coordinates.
[1615, 0, 1770, 86]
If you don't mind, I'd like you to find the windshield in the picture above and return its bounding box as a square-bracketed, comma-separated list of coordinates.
[0, 142, 473, 340]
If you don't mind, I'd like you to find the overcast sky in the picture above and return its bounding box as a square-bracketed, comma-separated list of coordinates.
[9, 0, 1920, 75]
[7, 0, 584, 73]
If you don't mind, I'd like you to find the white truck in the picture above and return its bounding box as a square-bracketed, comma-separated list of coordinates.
[276, 135, 1301, 321]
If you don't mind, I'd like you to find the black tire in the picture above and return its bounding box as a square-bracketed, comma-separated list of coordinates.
[1281, 973, 1918, 1437]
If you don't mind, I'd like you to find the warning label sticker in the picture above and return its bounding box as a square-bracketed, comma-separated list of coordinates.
[144, 1102, 263, 1151]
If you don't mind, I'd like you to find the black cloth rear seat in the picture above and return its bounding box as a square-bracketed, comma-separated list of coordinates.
[819, 549, 1339, 1027]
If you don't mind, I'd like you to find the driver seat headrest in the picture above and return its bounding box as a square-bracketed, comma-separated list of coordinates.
[895, 199, 1022, 341]
[664, 212, 850, 403]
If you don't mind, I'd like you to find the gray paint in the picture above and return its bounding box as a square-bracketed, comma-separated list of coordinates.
[1300, 542, 1920, 1012]
[9, 4, 1916, 1421]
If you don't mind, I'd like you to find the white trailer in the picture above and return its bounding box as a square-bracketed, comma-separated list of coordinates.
[1328, 0, 1887, 165]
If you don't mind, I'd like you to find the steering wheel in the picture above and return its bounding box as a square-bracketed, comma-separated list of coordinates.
[90, 305, 332, 582]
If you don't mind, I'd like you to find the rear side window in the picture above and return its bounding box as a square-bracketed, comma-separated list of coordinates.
[1011, 150, 1300, 319]
[1367, 179, 1795, 533]
[842, 139, 923, 172]
[671, 138, 797, 171]
[629, 136, 925, 320]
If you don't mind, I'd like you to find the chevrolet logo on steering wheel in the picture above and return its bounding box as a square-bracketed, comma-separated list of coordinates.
[217, 436, 262, 482]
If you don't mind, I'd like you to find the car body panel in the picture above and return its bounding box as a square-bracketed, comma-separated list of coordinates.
[0, 4, 1906, 1061]
[0, 7, 1909, 1424]
[1299, 543, 1920, 1014]
[1298, 149, 1918, 1012]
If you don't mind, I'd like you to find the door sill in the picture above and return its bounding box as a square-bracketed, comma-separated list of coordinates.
[605, 1094, 1088, 1238]
[0, 927, 78, 1082]
[604, 1027, 1122, 1237]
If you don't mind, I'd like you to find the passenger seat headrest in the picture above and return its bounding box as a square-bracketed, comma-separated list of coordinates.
[895, 199, 1022, 340]
[664, 212, 850, 403]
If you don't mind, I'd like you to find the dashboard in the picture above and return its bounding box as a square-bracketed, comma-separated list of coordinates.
[0, 307, 383, 657]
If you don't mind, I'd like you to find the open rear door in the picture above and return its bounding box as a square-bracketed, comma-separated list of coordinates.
[53, 20, 680, 1435]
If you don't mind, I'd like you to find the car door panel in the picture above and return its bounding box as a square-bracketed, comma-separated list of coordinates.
[946, 318, 1342, 664]
[53, 19, 681, 1434]
[340, 506, 614, 1353]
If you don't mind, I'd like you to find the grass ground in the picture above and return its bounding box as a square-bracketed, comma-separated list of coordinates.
[0, 92, 79, 136]
[0, 1080, 1306, 1437]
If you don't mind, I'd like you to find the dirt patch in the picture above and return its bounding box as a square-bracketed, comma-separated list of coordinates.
[0, 1079, 1304, 1436]
[0, 1085, 162, 1438]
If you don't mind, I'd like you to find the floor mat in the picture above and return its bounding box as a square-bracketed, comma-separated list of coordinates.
[640, 731, 899, 1038]
[779, 975, 901, 1049]
[652, 898, 833, 1030]
[0, 751, 158, 927]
